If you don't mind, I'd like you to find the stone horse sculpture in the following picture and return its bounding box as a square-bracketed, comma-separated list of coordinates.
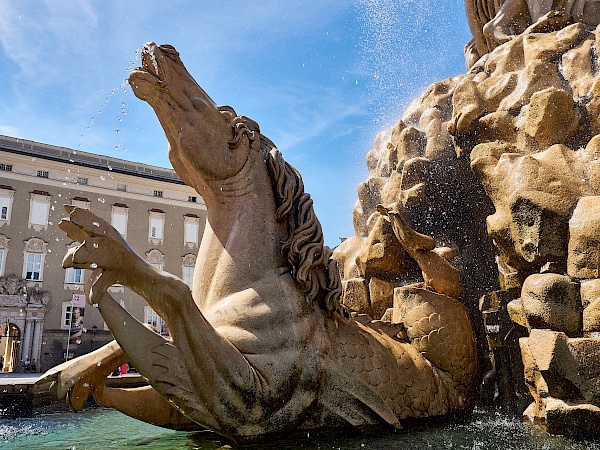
[39, 43, 477, 443]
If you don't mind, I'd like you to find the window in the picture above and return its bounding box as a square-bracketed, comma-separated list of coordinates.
[23, 238, 47, 282]
[0, 187, 14, 226]
[117, 184, 127, 192]
[182, 254, 196, 289]
[153, 190, 163, 197]
[76, 177, 88, 185]
[71, 197, 91, 210]
[148, 210, 165, 243]
[66, 267, 83, 284]
[188, 196, 197, 203]
[0, 235, 8, 277]
[144, 306, 168, 336]
[0, 164, 12, 172]
[182, 266, 194, 288]
[62, 302, 73, 330]
[146, 249, 164, 272]
[184, 215, 200, 247]
[29, 192, 51, 230]
[37, 170, 49, 178]
[111, 205, 129, 238]
[25, 252, 43, 280]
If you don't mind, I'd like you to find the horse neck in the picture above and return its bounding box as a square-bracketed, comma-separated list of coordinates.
[196, 150, 286, 304]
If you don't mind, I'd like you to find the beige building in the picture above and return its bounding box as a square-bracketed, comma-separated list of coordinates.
[0, 135, 206, 372]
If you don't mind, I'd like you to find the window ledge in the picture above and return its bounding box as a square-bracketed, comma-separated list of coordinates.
[29, 223, 46, 232]
[64, 283, 83, 291]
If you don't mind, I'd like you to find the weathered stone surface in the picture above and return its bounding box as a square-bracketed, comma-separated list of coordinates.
[521, 329, 600, 433]
[561, 35, 595, 98]
[522, 23, 588, 64]
[464, 0, 600, 69]
[378, 203, 462, 299]
[342, 277, 371, 315]
[471, 150, 578, 275]
[521, 273, 582, 337]
[583, 299, 600, 335]
[480, 291, 531, 411]
[393, 285, 477, 392]
[580, 278, 600, 308]
[568, 196, 600, 279]
[356, 215, 408, 280]
[305, 8, 600, 438]
[369, 277, 399, 320]
[332, 235, 363, 280]
[518, 88, 579, 149]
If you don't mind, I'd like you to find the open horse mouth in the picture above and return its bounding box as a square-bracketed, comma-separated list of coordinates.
[129, 42, 176, 97]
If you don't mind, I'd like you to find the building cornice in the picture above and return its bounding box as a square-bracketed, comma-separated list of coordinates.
[0, 135, 184, 185]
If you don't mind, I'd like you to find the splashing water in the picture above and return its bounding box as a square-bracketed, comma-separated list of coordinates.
[79, 49, 140, 152]
[355, 0, 465, 128]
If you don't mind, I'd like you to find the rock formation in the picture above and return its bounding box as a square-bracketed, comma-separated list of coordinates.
[336, 13, 600, 435]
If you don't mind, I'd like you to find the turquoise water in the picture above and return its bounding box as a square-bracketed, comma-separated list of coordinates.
[0, 407, 598, 449]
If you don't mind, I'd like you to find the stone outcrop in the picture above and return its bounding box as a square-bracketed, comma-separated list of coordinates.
[336, 15, 600, 435]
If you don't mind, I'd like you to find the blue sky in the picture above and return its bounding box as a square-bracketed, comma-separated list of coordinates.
[0, 0, 472, 247]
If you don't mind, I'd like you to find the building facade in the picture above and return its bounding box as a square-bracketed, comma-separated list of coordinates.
[0, 135, 206, 372]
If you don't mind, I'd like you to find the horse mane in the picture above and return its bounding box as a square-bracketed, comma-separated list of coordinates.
[219, 106, 342, 313]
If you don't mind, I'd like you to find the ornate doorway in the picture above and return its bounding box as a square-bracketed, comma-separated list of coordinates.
[0, 322, 20, 372]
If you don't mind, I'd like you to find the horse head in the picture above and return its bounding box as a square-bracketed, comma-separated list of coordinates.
[128, 43, 257, 190]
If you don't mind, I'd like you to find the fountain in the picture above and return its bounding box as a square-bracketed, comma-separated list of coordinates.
[2, 2, 600, 448]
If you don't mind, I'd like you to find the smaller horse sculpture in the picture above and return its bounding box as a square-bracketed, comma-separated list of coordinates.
[39, 43, 477, 443]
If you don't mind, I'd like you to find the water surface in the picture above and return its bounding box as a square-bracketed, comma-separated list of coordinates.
[0, 407, 598, 449]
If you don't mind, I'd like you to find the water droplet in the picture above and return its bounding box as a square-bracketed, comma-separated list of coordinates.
[93, 243, 99, 248]
[108, 166, 113, 171]
[92, 222, 100, 227]
[82, 383, 89, 388]
[90, 263, 98, 269]
[93, 303, 98, 308]
[98, 198, 105, 203]
[100, 176, 106, 181]
[97, 361, 102, 366]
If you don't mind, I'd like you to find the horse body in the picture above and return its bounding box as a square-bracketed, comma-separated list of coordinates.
[40, 43, 477, 443]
